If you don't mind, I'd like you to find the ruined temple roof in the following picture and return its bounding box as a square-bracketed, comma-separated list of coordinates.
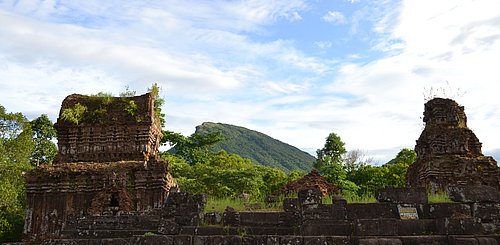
[56, 92, 155, 126]
[423, 97, 467, 128]
[277, 169, 338, 196]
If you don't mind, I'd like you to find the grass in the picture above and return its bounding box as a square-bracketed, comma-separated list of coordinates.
[205, 193, 382, 213]
[205, 190, 452, 213]
[343, 194, 377, 203]
[428, 191, 453, 203]
[204, 196, 284, 213]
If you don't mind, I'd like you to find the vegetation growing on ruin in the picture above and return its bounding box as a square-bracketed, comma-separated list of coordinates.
[60, 84, 163, 125]
[148, 83, 165, 127]
[60, 103, 87, 124]
[428, 191, 453, 203]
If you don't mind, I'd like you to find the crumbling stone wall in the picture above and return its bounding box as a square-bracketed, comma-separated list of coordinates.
[407, 98, 500, 192]
[43, 187, 500, 245]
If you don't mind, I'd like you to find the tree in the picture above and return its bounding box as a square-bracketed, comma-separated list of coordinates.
[162, 130, 223, 165]
[0, 105, 35, 242]
[315, 132, 346, 168]
[29, 114, 57, 165]
[163, 150, 289, 198]
[393, 148, 416, 165]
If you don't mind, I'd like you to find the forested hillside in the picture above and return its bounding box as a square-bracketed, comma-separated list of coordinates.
[194, 122, 315, 172]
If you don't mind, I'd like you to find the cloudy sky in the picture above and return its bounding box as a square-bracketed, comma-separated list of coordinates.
[1, 0, 500, 163]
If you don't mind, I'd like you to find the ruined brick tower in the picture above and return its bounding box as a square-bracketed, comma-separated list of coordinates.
[24, 92, 174, 243]
[54, 93, 163, 163]
[407, 98, 500, 192]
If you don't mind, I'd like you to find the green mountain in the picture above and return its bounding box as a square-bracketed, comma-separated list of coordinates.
[195, 122, 315, 172]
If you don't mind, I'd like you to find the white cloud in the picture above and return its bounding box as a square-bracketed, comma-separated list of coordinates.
[314, 41, 333, 49]
[322, 0, 500, 160]
[2, 0, 500, 165]
[322, 11, 346, 24]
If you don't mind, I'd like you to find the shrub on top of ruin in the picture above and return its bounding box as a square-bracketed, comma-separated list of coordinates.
[124, 100, 138, 117]
[148, 83, 165, 127]
[60, 103, 87, 125]
[423, 81, 466, 101]
[60, 84, 163, 125]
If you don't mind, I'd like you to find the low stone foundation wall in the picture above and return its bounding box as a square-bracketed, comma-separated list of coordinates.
[34, 187, 500, 245]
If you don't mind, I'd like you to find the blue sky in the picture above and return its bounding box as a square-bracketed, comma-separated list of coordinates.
[1, 0, 500, 163]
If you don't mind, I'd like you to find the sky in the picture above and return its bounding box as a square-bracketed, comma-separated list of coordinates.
[1, 0, 500, 164]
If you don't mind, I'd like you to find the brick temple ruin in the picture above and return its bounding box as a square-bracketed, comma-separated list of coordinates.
[24, 93, 175, 243]
[23, 95, 500, 244]
[407, 98, 500, 192]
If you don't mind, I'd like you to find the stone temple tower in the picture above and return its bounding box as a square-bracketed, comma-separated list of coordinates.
[24, 92, 175, 243]
[407, 98, 500, 192]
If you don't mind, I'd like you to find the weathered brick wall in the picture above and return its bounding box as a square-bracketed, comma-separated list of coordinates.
[24, 160, 171, 243]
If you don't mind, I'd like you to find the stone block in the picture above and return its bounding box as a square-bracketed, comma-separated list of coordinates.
[346, 203, 399, 220]
[472, 203, 500, 222]
[210, 235, 242, 245]
[280, 236, 303, 245]
[303, 236, 349, 245]
[301, 220, 352, 236]
[223, 209, 240, 226]
[239, 212, 281, 226]
[242, 235, 267, 245]
[353, 219, 397, 236]
[477, 237, 499, 245]
[132, 235, 174, 245]
[157, 219, 180, 235]
[173, 235, 192, 245]
[480, 223, 500, 234]
[332, 195, 348, 205]
[435, 218, 480, 235]
[283, 198, 300, 213]
[245, 227, 296, 235]
[267, 236, 280, 245]
[178, 203, 203, 214]
[302, 204, 333, 220]
[166, 192, 189, 206]
[332, 203, 347, 220]
[424, 203, 472, 219]
[174, 212, 202, 226]
[396, 219, 436, 236]
[449, 237, 479, 245]
[88, 238, 130, 245]
[189, 194, 207, 206]
[298, 189, 322, 209]
[43, 240, 81, 245]
[376, 188, 428, 204]
[205, 212, 223, 225]
[193, 236, 210, 245]
[398, 235, 448, 245]
[279, 212, 301, 227]
[357, 238, 402, 245]
[447, 186, 500, 204]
